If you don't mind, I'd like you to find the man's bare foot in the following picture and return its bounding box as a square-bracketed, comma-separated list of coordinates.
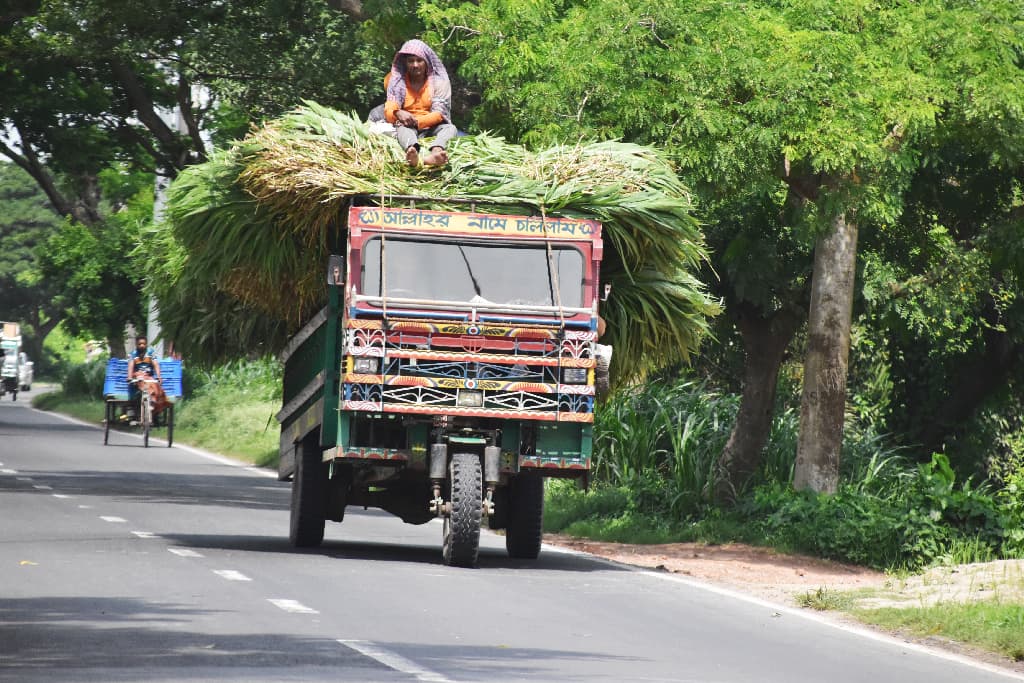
[405, 146, 419, 167]
[423, 148, 448, 167]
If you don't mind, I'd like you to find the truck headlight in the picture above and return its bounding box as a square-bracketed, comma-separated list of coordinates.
[353, 357, 379, 374]
[562, 368, 588, 384]
[457, 390, 483, 407]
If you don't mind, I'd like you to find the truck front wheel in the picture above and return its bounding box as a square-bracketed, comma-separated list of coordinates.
[505, 472, 544, 559]
[442, 452, 482, 567]
[289, 437, 326, 547]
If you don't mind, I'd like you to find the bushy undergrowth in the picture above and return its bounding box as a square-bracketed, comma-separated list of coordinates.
[556, 374, 1024, 571]
[60, 357, 110, 399]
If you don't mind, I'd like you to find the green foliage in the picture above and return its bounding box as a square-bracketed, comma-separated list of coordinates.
[37, 212, 146, 343]
[593, 377, 737, 515]
[575, 373, 1023, 570]
[748, 454, 1008, 570]
[59, 358, 109, 399]
[0, 162, 63, 352]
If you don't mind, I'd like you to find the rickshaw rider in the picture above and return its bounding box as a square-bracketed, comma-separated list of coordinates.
[125, 335, 161, 420]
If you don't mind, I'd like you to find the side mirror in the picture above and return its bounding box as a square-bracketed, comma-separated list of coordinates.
[327, 254, 345, 286]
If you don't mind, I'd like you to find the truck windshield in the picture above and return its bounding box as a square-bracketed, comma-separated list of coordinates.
[361, 236, 584, 308]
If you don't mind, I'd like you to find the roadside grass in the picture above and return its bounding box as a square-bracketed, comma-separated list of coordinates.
[796, 587, 857, 611]
[32, 392, 104, 424]
[853, 601, 1024, 662]
[544, 479, 755, 545]
[170, 390, 279, 466]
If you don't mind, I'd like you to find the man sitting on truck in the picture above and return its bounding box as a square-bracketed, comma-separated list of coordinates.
[382, 39, 456, 167]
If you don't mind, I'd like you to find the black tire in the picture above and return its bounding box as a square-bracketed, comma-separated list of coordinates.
[442, 452, 482, 568]
[166, 405, 174, 447]
[141, 397, 150, 448]
[505, 472, 545, 559]
[289, 437, 326, 547]
[103, 402, 111, 445]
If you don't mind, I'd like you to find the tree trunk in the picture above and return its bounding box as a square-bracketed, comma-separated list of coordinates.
[715, 304, 801, 503]
[24, 310, 61, 364]
[794, 212, 859, 493]
[107, 333, 127, 359]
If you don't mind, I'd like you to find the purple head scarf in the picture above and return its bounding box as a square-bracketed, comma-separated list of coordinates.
[386, 39, 452, 124]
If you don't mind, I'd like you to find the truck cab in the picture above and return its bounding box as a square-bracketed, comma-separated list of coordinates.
[278, 201, 604, 566]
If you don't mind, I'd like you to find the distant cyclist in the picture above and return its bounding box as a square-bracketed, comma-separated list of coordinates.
[125, 335, 161, 420]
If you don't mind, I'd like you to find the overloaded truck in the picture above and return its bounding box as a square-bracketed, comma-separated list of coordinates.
[276, 200, 605, 567]
[1, 322, 23, 401]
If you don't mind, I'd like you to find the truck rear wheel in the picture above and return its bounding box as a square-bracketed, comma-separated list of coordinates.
[505, 472, 544, 559]
[442, 452, 482, 568]
[289, 437, 326, 547]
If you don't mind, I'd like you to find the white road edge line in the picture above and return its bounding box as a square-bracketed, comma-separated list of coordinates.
[546, 543, 1024, 682]
[33, 406, 278, 477]
[213, 570, 251, 582]
[338, 640, 451, 683]
[168, 548, 203, 558]
[267, 599, 318, 614]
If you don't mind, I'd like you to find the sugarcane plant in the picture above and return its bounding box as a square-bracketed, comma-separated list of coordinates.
[148, 102, 719, 379]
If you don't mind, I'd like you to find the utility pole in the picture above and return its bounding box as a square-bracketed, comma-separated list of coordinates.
[149, 101, 190, 360]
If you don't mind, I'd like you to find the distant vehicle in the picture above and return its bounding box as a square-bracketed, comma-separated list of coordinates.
[1, 322, 22, 400]
[18, 353, 33, 391]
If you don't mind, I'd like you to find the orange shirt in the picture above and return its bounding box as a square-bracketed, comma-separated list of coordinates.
[384, 73, 444, 130]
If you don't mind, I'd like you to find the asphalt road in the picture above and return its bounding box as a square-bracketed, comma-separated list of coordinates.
[1, 392, 1021, 683]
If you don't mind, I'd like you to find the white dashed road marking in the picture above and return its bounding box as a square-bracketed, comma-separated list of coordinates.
[99, 516, 126, 523]
[32, 485, 52, 490]
[131, 531, 157, 539]
[339, 640, 451, 682]
[52, 494, 71, 499]
[2, 469, 17, 474]
[213, 570, 252, 582]
[267, 599, 318, 614]
[16, 476, 31, 481]
[168, 548, 203, 558]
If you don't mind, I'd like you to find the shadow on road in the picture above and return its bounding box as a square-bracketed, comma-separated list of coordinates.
[0, 596, 391, 682]
[0, 596, 638, 682]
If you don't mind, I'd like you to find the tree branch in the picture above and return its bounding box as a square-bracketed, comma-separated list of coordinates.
[176, 75, 207, 164]
[0, 129, 99, 224]
[109, 59, 186, 175]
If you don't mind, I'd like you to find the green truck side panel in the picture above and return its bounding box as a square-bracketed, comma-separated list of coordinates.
[319, 286, 341, 447]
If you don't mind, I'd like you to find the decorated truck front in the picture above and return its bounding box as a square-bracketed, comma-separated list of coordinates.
[279, 201, 604, 567]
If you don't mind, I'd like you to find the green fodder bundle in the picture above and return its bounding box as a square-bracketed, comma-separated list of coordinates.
[155, 102, 719, 375]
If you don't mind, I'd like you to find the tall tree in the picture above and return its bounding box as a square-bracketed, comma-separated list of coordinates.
[0, 162, 63, 361]
[1, 0, 416, 357]
[422, 0, 1024, 493]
